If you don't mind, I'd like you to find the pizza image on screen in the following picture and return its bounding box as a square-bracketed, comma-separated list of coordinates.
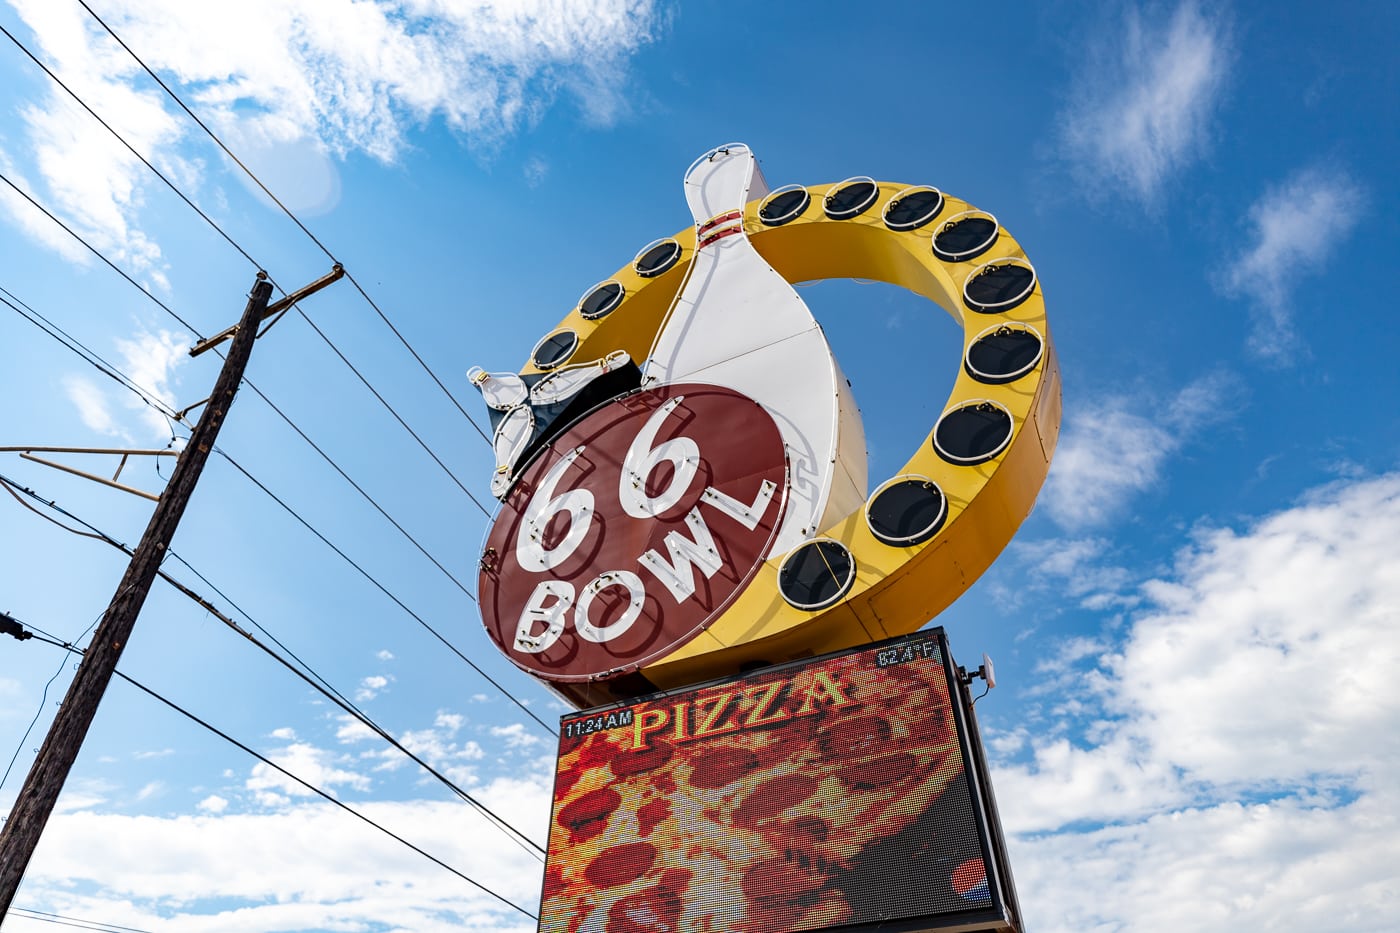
[538, 635, 994, 933]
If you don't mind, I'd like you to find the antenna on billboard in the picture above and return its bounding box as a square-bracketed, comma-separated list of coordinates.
[958, 653, 996, 703]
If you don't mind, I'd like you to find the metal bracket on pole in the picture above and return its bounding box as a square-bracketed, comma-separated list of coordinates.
[0, 447, 179, 502]
[189, 264, 345, 358]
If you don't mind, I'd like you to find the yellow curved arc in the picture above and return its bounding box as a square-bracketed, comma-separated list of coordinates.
[516, 182, 1061, 692]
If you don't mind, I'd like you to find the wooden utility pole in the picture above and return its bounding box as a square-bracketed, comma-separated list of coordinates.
[0, 270, 333, 916]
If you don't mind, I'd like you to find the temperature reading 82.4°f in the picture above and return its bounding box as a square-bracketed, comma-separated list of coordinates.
[875, 639, 940, 668]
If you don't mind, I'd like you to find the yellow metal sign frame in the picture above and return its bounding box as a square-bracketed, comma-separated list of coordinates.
[515, 182, 1060, 693]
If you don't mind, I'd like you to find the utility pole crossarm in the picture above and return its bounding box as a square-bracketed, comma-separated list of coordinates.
[189, 264, 344, 357]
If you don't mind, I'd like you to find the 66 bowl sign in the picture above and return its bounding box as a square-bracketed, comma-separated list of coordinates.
[479, 384, 788, 686]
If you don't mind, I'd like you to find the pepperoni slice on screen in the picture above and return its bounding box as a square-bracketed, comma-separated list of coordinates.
[606, 884, 683, 933]
[821, 715, 892, 757]
[637, 798, 671, 837]
[687, 747, 758, 789]
[732, 772, 820, 827]
[838, 752, 919, 790]
[658, 867, 693, 892]
[585, 842, 658, 888]
[558, 787, 622, 843]
[611, 741, 675, 778]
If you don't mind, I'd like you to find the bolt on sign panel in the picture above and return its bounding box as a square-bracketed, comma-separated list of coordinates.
[538, 629, 1020, 933]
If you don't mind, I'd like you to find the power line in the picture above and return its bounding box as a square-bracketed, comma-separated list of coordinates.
[2, 619, 538, 921]
[0, 494, 544, 862]
[0, 284, 181, 427]
[74, 0, 492, 447]
[5, 905, 154, 933]
[3, 16, 489, 506]
[1, 278, 482, 600]
[0, 170, 203, 338]
[288, 308, 491, 515]
[0, 598, 107, 795]
[0, 21, 262, 274]
[0, 282, 540, 734]
[210, 452, 557, 736]
[0, 19, 491, 511]
[156, 550, 545, 860]
[1, 466, 555, 775]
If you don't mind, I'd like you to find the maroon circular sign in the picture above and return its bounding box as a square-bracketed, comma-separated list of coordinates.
[479, 383, 788, 682]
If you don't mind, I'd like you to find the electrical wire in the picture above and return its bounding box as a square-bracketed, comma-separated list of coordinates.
[74, 0, 492, 447]
[233, 372, 491, 577]
[0, 21, 262, 274]
[288, 308, 490, 515]
[0, 282, 539, 732]
[211, 452, 556, 736]
[0, 591, 130, 794]
[4, 906, 154, 933]
[0, 170, 203, 339]
[3, 618, 538, 921]
[158, 549, 545, 859]
[0, 471, 555, 854]
[2, 279, 481, 602]
[0, 285, 181, 424]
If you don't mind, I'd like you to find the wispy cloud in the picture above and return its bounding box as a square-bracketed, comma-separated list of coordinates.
[1218, 164, 1365, 362]
[1041, 371, 1239, 531]
[59, 326, 187, 441]
[62, 373, 122, 437]
[1057, 1, 1230, 207]
[3, 0, 663, 269]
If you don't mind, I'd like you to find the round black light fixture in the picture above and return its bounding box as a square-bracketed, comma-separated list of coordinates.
[577, 280, 625, 320]
[865, 476, 947, 546]
[633, 239, 682, 278]
[824, 177, 879, 219]
[883, 186, 944, 231]
[758, 185, 811, 226]
[531, 330, 579, 371]
[933, 401, 1013, 465]
[778, 539, 857, 610]
[933, 212, 999, 262]
[964, 259, 1037, 313]
[965, 324, 1045, 385]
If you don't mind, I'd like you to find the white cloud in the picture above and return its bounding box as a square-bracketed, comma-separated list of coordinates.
[132, 748, 174, 760]
[1218, 165, 1365, 362]
[489, 722, 542, 750]
[375, 648, 395, 661]
[57, 326, 187, 442]
[371, 713, 485, 788]
[355, 673, 392, 701]
[196, 794, 228, 814]
[998, 472, 1400, 930]
[21, 797, 548, 932]
[113, 327, 186, 435]
[134, 781, 164, 802]
[62, 374, 122, 438]
[245, 742, 371, 805]
[268, 727, 296, 741]
[1041, 372, 1236, 530]
[1057, 1, 1230, 207]
[5, 0, 662, 267]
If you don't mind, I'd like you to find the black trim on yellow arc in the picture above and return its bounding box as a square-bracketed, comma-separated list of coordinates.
[519, 181, 1061, 698]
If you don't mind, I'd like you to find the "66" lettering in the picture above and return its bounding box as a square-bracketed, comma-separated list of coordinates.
[511, 396, 779, 655]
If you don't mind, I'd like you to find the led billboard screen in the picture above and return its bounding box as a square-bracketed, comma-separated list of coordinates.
[538, 631, 1017, 933]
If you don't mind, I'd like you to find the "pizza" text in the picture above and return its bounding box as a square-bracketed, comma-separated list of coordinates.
[631, 669, 852, 750]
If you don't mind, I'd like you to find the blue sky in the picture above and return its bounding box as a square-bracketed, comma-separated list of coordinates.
[0, 1, 1397, 930]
